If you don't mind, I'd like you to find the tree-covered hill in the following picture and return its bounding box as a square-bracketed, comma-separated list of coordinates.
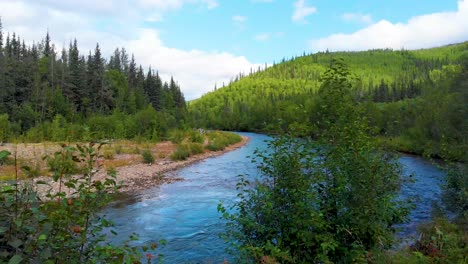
[189, 42, 468, 161]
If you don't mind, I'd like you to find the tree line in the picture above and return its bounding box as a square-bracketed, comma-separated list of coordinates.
[0, 18, 186, 142]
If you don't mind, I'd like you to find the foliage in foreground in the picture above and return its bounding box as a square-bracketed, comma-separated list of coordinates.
[219, 60, 410, 263]
[0, 144, 162, 263]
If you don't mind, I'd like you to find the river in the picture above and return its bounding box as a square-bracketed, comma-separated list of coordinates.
[102, 132, 444, 263]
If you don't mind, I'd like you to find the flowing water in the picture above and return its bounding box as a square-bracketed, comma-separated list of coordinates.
[103, 132, 444, 263]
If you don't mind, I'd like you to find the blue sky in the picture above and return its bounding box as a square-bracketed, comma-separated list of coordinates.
[157, 0, 460, 62]
[0, 0, 467, 99]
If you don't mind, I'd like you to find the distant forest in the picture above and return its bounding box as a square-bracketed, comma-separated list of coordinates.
[189, 42, 468, 161]
[0, 18, 186, 142]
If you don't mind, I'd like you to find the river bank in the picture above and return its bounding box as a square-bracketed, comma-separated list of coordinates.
[1, 135, 249, 196]
[106, 135, 249, 193]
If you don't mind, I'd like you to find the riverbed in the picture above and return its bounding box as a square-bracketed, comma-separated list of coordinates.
[102, 132, 444, 263]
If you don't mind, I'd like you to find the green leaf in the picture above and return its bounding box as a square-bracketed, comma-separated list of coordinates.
[38, 234, 47, 240]
[0, 150, 11, 160]
[8, 255, 22, 264]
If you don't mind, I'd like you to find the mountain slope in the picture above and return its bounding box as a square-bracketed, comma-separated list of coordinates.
[189, 43, 468, 161]
[189, 42, 467, 130]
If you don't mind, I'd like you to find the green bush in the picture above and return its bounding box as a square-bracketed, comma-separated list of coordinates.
[25, 122, 50, 142]
[188, 143, 204, 155]
[141, 149, 155, 164]
[102, 149, 115, 160]
[169, 129, 186, 144]
[205, 131, 242, 151]
[170, 145, 191, 161]
[204, 141, 224, 151]
[188, 130, 204, 143]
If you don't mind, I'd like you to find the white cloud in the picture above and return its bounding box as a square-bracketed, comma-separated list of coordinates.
[254, 33, 270, 41]
[127, 29, 258, 99]
[0, 0, 255, 100]
[292, 0, 317, 23]
[341, 13, 372, 24]
[203, 0, 218, 9]
[232, 15, 247, 23]
[311, 0, 468, 52]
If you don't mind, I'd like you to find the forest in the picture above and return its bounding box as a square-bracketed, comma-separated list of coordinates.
[189, 43, 468, 161]
[0, 18, 187, 143]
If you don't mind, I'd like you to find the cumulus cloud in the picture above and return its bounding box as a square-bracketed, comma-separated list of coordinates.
[127, 29, 258, 99]
[341, 13, 372, 24]
[292, 0, 317, 23]
[0, 0, 256, 100]
[311, 0, 468, 52]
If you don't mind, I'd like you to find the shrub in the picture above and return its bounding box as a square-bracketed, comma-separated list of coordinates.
[169, 129, 186, 144]
[188, 130, 204, 143]
[170, 145, 191, 161]
[102, 149, 115, 160]
[188, 143, 204, 155]
[133, 146, 140, 154]
[113, 144, 123, 154]
[141, 149, 155, 164]
[205, 142, 224, 151]
[204, 132, 242, 152]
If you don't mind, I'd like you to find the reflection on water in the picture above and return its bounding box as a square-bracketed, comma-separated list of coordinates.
[102, 133, 444, 263]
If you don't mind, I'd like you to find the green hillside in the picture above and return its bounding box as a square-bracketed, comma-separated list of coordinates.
[189, 42, 468, 161]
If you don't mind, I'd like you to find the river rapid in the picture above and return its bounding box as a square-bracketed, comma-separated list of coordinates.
[102, 132, 444, 263]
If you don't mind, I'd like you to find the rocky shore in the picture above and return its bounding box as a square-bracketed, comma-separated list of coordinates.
[3, 136, 249, 196]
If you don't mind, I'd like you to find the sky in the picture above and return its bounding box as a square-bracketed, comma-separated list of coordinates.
[1, 0, 467, 100]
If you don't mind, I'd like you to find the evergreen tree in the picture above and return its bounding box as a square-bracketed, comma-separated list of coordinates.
[128, 54, 137, 90]
[108, 48, 121, 72]
[65, 39, 85, 111]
